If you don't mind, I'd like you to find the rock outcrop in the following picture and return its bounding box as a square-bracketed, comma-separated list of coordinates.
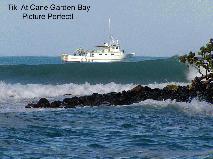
[26, 80, 213, 109]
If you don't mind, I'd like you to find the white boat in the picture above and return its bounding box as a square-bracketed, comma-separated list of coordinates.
[61, 19, 135, 63]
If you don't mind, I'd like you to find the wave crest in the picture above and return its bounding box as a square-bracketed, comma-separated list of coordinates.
[0, 81, 135, 100]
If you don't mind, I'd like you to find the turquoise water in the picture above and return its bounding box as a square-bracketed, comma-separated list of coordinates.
[0, 56, 212, 158]
[0, 56, 186, 84]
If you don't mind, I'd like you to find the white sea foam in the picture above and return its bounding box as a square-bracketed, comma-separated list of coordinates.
[0, 82, 136, 113]
[187, 66, 207, 81]
[0, 81, 191, 100]
[0, 81, 212, 114]
[146, 82, 189, 89]
[136, 99, 213, 115]
[0, 81, 135, 100]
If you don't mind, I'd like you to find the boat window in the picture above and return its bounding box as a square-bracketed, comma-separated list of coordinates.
[105, 54, 107, 55]
[116, 47, 119, 49]
[111, 54, 114, 55]
[99, 54, 102, 55]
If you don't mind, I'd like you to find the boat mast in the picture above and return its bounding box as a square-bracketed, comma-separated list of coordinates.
[108, 18, 117, 46]
[109, 18, 111, 44]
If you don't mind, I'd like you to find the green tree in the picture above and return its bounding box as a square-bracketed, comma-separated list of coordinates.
[179, 39, 213, 82]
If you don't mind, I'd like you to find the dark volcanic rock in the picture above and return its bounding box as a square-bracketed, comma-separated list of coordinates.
[26, 81, 213, 109]
[37, 98, 51, 108]
[129, 85, 144, 93]
[51, 101, 62, 108]
[63, 97, 80, 108]
[26, 98, 51, 108]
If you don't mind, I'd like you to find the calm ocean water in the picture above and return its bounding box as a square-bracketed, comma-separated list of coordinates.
[0, 56, 212, 158]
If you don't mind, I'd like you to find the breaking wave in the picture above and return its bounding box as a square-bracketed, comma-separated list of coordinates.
[0, 82, 135, 100]
[136, 99, 213, 115]
[0, 81, 191, 100]
[0, 81, 212, 114]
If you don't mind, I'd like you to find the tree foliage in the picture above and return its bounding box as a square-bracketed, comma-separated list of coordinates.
[179, 39, 213, 80]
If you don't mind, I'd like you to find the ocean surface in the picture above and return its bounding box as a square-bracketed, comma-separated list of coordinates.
[0, 56, 212, 159]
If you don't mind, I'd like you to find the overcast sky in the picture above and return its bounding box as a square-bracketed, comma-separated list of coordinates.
[0, 0, 213, 57]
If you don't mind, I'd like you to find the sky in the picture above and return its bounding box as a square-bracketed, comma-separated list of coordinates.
[0, 0, 213, 57]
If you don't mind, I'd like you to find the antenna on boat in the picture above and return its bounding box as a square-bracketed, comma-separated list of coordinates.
[109, 17, 111, 43]
[108, 17, 117, 45]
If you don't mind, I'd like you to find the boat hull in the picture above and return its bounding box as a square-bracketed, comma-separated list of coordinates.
[61, 54, 128, 63]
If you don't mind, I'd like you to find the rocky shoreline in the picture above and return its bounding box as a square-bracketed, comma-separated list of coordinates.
[26, 78, 213, 109]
